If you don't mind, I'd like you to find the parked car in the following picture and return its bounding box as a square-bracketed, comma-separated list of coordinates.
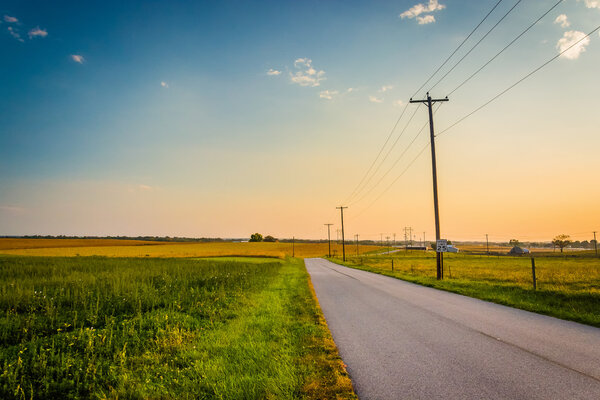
[446, 245, 459, 253]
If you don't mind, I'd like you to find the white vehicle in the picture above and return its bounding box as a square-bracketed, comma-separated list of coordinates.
[446, 245, 459, 253]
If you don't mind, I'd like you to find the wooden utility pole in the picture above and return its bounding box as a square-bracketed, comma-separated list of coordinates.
[337, 206, 348, 261]
[410, 93, 449, 280]
[324, 224, 333, 257]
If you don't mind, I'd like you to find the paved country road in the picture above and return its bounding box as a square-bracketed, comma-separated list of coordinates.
[305, 258, 600, 400]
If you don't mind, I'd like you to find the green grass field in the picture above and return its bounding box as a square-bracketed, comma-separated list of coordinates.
[334, 251, 600, 327]
[0, 256, 355, 400]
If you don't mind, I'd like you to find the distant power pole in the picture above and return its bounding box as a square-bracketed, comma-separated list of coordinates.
[386, 236, 391, 253]
[337, 206, 348, 261]
[486, 234, 489, 255]
[410, 93, 449, 280]
[324, 224, 333, 257]
[594, 231, 598, 257]
[355, 234, 359, 256]
[393, 233, 396, 247]
[380, 233, 383, 247]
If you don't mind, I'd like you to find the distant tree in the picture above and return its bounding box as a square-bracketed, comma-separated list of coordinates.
[509, 239, 521, 247]
[263, 235, 278, 242]
[249, 233, 263, 242]
[552, 234, 572, 253]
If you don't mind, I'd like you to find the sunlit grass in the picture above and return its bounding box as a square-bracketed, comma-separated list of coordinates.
[335, 251, 600, 327]
[0, 240, 380, 259]
[0, 256, 355, 399]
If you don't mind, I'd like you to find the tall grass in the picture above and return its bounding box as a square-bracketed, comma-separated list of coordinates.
[0, 256, 354, 399]
[336, 251, 600, 327]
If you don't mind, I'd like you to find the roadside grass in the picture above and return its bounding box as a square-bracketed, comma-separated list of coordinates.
[0, 240, 380, 259]
[0, 256, 355, 399]
[333, 251, 600, 327]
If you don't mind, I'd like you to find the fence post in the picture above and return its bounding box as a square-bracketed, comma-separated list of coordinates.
[531, 257, 537, 290]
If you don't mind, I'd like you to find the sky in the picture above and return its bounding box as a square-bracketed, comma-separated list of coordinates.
[1, 0, 599, 242]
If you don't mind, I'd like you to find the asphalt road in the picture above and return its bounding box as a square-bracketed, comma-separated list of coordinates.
[305, 258, 600, 400]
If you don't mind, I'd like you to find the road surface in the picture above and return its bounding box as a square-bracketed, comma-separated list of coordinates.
[305, 258, 600, 399]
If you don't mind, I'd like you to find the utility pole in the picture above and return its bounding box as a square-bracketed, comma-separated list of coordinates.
[410, 92, 449, 280]
[393, 233, 396, 248]
[355, 234, 359, 256]
[386, 236, 391, 253]
[380, 233, 383, 248]
[486, 234, 489, 255]
[324, 224, 333, 258]
[337, 206, 348, 261]
[594, 231, 598, 257]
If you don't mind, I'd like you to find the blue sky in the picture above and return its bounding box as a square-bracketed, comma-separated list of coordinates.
[1, 0, 599, 241]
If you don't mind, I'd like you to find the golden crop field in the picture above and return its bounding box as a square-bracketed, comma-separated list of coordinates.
[0, 238, 161, 250]
[0, 239, 381, 259]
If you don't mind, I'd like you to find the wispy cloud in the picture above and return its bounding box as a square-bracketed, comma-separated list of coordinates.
[319, 90, 339, 100]
[369, 95, 383, 103]
[379, 85, 393, 93]
[580, 0, 600, 9]
[417, 15, 436, 25]
[267, 68, 281, 76]
[347, 87, 355, 93]
[161, 81, 169, 88]
[7, 26, 24, 42]
[557, 31, 590, 60]
[71, 54, 84, 64]
[394, 99, 405, 107]
[290, 58, 325, 87]
[554, 14, 570, 28]
[4, 15, 18, 23]
[138, 184, 153, 191]
[28, 27, 47, 38]
[400, 0, 445, 21]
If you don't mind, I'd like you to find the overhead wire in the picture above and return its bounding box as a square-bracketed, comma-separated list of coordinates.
[437, 24, 600, 137]
[343, 0, 509, 205]
[410, 0, 506, 99]
[428, 0, 523, 93]
[448, 0, 565, 97]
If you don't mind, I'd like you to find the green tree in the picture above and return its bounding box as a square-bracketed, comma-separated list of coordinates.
[509, 239, 520, 247]
[552, 234, 572, 253]
[263, 235, 278, 242]
[249, 233, 263, 242]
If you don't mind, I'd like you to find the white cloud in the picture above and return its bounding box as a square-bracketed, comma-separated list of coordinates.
[580, 0, 600, 9]
[400, 0, 445, 19]
[267, 68, 281, 76]
[290, 58, 325, 87]
[71, 54, 84, 64]
[394, 99, 405, 107]
[554, 14, 570, 28]
[4, 15, 18, 23]
[7, 26, 24, 42]
[161, 81, 169, 88]
[369, 95, 383, 103]
[138, 184, 153, 191]
[347, 87, 355, 93]
[379, 85, 393, 92]
[319, 90, 339, 100]
[28, 27, 47, 38]
[417, 15, 436, 24]
[557, 31, 590, 59]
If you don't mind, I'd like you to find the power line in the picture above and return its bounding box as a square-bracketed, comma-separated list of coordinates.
[351, 141, 431, 221]
[350, 103, 442, 207]
[411, 0, 505, 99]
[343, 103, 410, 204]
[344, 0, 508, 205]
[448, 0, 565, 96]
[428, 0, 523, 93]
[437, 24, 600, 137]
[347, 106, 421, 204]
